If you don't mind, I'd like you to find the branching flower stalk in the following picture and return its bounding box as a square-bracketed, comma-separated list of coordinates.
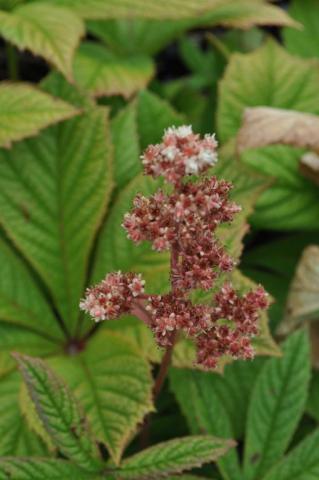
[80, 126, 269, 381]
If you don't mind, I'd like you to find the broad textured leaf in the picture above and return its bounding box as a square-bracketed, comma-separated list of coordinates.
[0, 323, 60, 378]
[111, 102, 141, 189]
[87, 1, 294, 57]
[51, 0, 296, 28]
[242, 145, 319, 230]
[283, 245, 319, 329]
[218, 39, 319, 143]
[0, 458, 96, 479]
[103, 316, 161, 364]
[19, 383, 55, 453]
[263, 429, 319, 480]
[73, 42, 154, 98]
[244, 330, 311, 480]
[0, 83, 79, 147]
[0, 237, 63, 341]
[0, 3, 84, 81]
[15, 354, 101, 472]
[284, 0, 319, 59]
[0, 105, 112, 335]
[0, 371, 47, 456]
[170, 368, 242, 480]
[118, 435, 234, 479]
[92, 173, 169, 294]
[50, 330, 153, 465]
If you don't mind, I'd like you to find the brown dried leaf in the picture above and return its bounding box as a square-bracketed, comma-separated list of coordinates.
[279, 245, 319, 337]
[300, 152, 319, 186]
[237, 107, 319, 154]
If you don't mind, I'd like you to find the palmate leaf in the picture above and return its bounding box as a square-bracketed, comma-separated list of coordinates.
[117, 435, 234, 479]
[0, 3, 84, 81]
[0, 101, 112, 335]
[73, 42, 154, 98]
[170, 368, 242, 480]
[0, 371, 48, 457]
[50, 331, 153, 465]
[0, 83, 79, 148]
[15, 354, 101, 472]
[0, 458, 97, 480]
[263, 429, 319, 480]
[244, 330, 311, 480]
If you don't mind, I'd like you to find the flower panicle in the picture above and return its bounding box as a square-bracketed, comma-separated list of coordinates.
[80, 125, 269, 369]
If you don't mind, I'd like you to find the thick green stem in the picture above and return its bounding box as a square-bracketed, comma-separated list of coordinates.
[5, 43, 19, 80]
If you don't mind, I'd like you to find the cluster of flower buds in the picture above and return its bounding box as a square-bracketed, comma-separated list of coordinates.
[142, 125, 218, 184]
[80, 272, 145, 322]
[80, 126, 269, 369]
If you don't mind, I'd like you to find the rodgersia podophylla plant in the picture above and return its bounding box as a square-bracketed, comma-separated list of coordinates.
[80, 125, 269, 370]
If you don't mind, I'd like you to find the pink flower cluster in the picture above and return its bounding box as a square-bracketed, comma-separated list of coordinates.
[80, 272, 145, 322]
[80, 126, 269, 369]
[123, 178, 240, 292]
[142, 125, 218, 185]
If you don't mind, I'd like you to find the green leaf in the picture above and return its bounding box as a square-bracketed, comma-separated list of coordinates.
[284, 0, 319, 59]
[0, 458, 97, 479]
[0, 323, 60, 378]
[170, 368, 242, 480]
[111, 102, 141, 189]
[0, 237, 63, 341]
[15, 354, 101, 472]
[0, 83, 79, 148]
[51, 0, 296, 28]
[244, 330, 311, 480]
[50, 330, 153, 465]
[19, 383, 55, 452]
[103, 316, 161, 364]
[73, 42, 154, 98]
[307, 371, 319, 422]
[0, 3, 84, 81]
[0, 105, 112, 335]
[118, 435, 234, 479]
[218, 39, 319, 143]
[242, 145, 319, 230]
[263, 429, 319, 480]
[86, 0, 292, 57]
[92, 173, 169, 293]
[137, 90, 184, 149]
[215, 144, 268, 260]
[0, 371, 48, 456]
